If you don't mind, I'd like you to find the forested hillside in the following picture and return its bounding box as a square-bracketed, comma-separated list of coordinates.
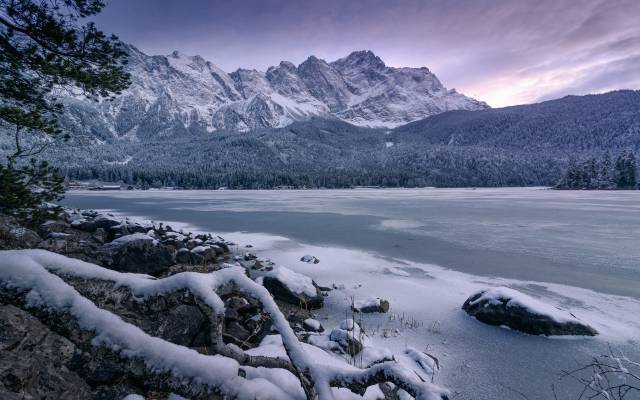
[394, 90, 640, 152]
[2, 91, 638, 189]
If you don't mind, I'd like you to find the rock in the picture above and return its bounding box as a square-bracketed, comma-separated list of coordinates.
[329, 319, 366, 356]
[0, 281, 231, 399]
[158, 305, 208, 347]
[0, 214, 42, 249]
[244, 252, 257, 261]
[0, 304, 93, 399]
[98, 233, 175, 274]
[71, 219, 98, 232]
[175, 247, 192, 264]
[262, 271, 324, 309]
[222, 296, 268, 348]
[93, 215, 122, 231]
[303, 318, 324, 332]
[300, 254, 320, 264]
[107, 222, 148, 239]
[353, 297, 390, 313]
[462, 287, 598, 336]
[214, 241, 230, 253]
[92, 227, 108, 244]
[38, 220, 71, 237]
[191, 246, 218, 263]
[56, 275, 218, 350]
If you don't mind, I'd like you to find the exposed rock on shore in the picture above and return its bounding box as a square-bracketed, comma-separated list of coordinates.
[462, 287, 598, 336]
[0, 210, 449, 400]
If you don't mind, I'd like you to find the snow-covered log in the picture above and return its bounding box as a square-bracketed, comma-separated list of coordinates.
[0, 250, 448, 399]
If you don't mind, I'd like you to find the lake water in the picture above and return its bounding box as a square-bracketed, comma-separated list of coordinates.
[64, 187, 640, 400]
[66, 187, 640, 298]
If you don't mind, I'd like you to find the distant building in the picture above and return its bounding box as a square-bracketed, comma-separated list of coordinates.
[92, 185, 121, 191]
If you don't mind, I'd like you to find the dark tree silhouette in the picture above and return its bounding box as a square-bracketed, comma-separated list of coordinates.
[0, 0, 130, 222]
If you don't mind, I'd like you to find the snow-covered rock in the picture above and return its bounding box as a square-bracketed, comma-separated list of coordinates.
[352, 297, 390, 313]
[261, 266, 324, 309]
[303, 318, 324, 332]
[98, 232, 175, 274]
[300, 254, 320, 264]
[59, 45, 488, 139]
[462, 286, 598, 336]
[329, 319, 369, 356]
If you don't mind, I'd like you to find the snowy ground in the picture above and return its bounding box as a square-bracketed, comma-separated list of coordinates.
[63, 188, 640, 399]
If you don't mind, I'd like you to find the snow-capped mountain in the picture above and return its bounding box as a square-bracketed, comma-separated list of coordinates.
[61, 46, 488, 140]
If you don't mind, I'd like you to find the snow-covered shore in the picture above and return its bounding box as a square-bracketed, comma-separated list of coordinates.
[93, 208, 640, 400]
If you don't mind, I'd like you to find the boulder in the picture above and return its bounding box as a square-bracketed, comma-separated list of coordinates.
[93, 215, 122, 231]
[0, 214, 42, 249]
[221, 295, 269, 349]
[261, 267, 324, 309]
[98, 233, 175, 274]
[0, 305, 93, 399]
[353, 297, 390, 313]
[300, 254, 320, 264]
[244, 252, 257, 261]
[329, 319, 367, 356]
[462, 287, 597, 336]
[38, 220, 71, 237]
[303, 318, 324, 332]
[191, 246, 219, 263]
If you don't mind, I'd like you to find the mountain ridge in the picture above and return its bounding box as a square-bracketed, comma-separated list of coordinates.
[59, 45, 488, 141]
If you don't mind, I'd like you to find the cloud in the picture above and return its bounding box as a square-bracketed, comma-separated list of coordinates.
[92, 0, 640, 107]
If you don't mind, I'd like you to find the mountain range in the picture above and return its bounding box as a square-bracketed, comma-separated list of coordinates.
[59, 46, 488, 140]
[3, 43, 638, 189]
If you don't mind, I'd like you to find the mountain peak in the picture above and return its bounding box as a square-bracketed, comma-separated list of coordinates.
[300, 55, 329, 68]
[333, 50, 386, 71]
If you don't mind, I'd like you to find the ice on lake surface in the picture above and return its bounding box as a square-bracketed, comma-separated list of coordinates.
[65, 187, 640, 400]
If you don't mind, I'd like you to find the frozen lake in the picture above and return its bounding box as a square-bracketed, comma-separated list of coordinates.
[66, 187, 640, 298]
[64, 187, 640, 400]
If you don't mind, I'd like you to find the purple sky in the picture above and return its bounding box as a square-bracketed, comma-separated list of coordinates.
[92, 0, 640, 107]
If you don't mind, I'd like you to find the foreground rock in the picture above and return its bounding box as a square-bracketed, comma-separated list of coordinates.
[353, 297, 390, 313]
[98, 233, 176, 274]
[0, 304, 93, 399]
[0, 214, 42, 249]
[1, 250, 449, 400]
[329, 319, 368, 356]
[462, 286, 598, 336]
[261, 266, 324, 309]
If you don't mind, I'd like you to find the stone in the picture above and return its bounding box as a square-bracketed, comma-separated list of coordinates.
[329, 319, 366, 356]
[0, 214, 42, 249]
[262, 276, 324, 309]
[462, 289, 598, 336]
[300, 254, 320, 264]
[303, 318, 324, 332]
[98, 234, 175, 274]
[353, 297, 390, 313]
[0, 305, 93, 399]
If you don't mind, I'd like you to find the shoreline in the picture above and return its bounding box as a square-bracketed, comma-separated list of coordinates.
[83, 206, 640, 399]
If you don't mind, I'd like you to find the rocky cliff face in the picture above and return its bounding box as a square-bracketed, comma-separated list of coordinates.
[60, 46, 488, 140]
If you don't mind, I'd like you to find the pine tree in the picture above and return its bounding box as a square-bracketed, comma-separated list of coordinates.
[583, 157, 597, 189]
[1, 0, 130, 222]
[598, 151, 614, 189]
[626, 151, 637, 189]
[614, 150, 638, 189]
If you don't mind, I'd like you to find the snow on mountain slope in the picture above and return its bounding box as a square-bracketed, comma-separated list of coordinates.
[61, 45, 488, 139]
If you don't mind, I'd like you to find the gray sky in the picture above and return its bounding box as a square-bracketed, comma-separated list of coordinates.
[92, 0, 640, 107]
